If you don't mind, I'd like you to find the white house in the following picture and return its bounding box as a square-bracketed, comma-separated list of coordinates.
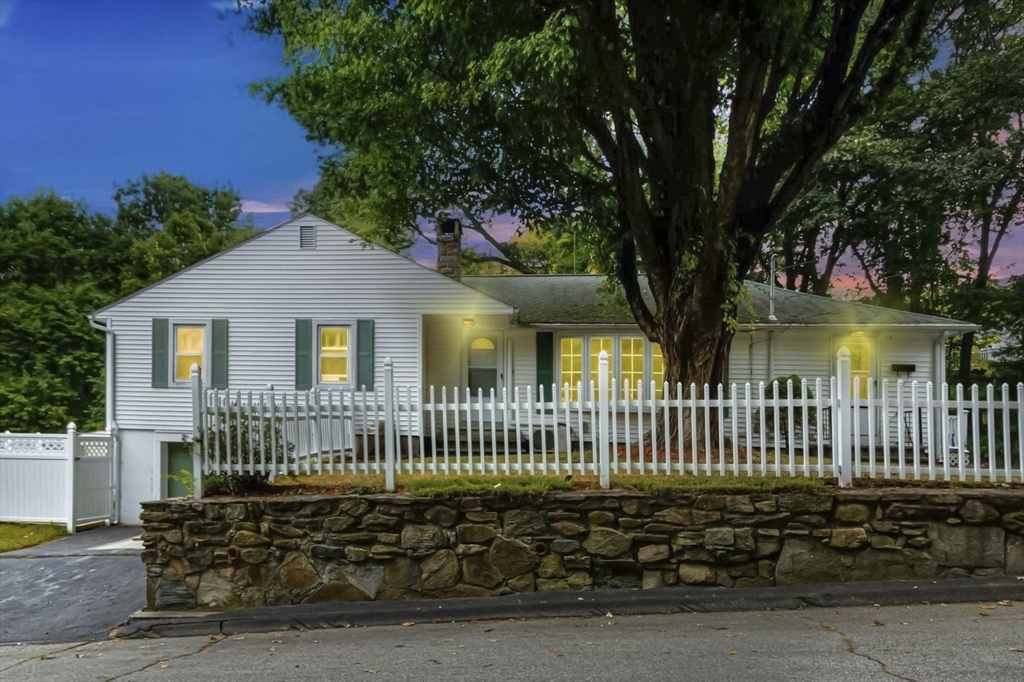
[91, 214, 978, 524]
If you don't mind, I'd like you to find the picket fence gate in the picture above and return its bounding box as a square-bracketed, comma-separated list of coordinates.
[189, 350, 1023, 493]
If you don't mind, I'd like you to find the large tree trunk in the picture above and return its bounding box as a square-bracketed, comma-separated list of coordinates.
[659, 270, 735, 396]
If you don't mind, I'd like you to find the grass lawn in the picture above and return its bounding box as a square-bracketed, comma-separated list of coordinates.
[264, 471, 827, 497]
[0, 522, 67, 553]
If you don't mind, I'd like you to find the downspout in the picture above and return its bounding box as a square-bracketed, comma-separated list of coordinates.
[747, 330, 755, 382]
[87, 315, 115, 430]
[88, 314, 119, 524]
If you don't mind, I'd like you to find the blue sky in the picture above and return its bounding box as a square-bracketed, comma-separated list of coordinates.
[0, 0, 316, 227]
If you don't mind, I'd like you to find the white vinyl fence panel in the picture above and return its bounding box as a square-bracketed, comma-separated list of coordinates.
[0, 425, 117, 532]
[192, 352, 1024, 490]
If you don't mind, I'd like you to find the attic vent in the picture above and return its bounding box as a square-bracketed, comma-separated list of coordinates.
[299, 225, 316, 249]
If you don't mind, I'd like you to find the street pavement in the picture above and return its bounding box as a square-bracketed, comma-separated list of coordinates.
[1, 601, 1022, 681]
[0, 525, 144, 644]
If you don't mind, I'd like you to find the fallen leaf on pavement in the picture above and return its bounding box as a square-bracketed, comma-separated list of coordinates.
[366, 669, 378, 674]
[728, 651, 737, 655]
[998, 600, 1012, 606]
[980, 604, 996, 609]
[402, 622, 415, 627]
[605, 612, 614, 618]
[871, 621, 884, 627]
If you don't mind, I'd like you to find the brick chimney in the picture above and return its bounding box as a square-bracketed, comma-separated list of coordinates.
[436, 217, 462, 281]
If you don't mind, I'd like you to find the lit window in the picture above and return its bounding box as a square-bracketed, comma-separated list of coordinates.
[175, 326, 204, 382]
[319, 327, 350, 383]
[589, 337, 613, 398]
[651, 343, 665, 398]
[560, 337, 583, 401]
[620, 337, 645, 398]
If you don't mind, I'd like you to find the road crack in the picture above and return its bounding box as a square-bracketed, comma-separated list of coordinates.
[840, 633, 917, 682]
[805, 615, 916, 682]
[0, 642, 90, 673]
[103, 634, 228, 681]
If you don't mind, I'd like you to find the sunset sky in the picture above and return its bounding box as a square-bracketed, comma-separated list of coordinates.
[1, 0, 1020, 289]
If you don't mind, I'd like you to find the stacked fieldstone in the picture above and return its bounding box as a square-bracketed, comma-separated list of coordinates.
[140, 489, 1024, 611]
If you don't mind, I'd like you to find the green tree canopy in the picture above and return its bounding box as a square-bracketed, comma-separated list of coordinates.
[116, 172, 257, 294]
[1, 175, 256, 432]
[247, 0, 946, 389]
[768, 0, 1023, 383]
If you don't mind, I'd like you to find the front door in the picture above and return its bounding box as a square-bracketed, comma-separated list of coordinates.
[466, 332, 504, 400]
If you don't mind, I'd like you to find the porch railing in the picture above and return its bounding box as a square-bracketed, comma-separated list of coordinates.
[190, 350, 1024, 492]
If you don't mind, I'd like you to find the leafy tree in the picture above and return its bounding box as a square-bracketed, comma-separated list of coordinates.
[0, 192, 117, 431]
[769, 0, 1022, 384]
[462, 228, 603, 275]
[247, 0, 941, 390]
[985, 277, 1024, 385]
[115, 172, 257, 294]
[931, 4, 1024, 383]
[1, 175, 257, 432]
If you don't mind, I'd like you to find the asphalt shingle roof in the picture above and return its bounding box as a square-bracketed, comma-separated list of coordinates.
[460, 275, 977, 329]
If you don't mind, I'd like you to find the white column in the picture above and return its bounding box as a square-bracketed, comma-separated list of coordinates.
[598, 350, 610, 489]
[835, 348, 852, 487]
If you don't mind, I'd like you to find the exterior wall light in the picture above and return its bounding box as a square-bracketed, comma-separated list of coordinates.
[462, 319, 475, 327]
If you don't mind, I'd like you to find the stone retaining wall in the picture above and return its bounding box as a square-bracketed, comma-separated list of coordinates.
[140, 489, 1024, 611]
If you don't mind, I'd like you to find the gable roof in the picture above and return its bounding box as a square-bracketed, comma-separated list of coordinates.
[93, 214, 513, 317]
[461, 275, 979, 331]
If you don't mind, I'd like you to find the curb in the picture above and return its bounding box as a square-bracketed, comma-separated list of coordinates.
[115, 576, 1024, 639]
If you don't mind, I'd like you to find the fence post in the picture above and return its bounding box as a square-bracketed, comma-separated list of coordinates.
[190, 364, 204, 498]
[383, 357, 396, 492]
[835, 348, 852, 487]
[597, 350, 610, 489]
[65, 422, 78, 534]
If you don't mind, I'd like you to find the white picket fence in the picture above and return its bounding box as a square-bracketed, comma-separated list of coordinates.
[190, 350, 1024, 491]
[0, 423, 118, 532]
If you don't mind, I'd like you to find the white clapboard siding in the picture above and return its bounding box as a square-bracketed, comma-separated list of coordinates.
[98, 217, 514, 432]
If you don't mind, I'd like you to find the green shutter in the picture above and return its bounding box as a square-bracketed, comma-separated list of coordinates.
[356, 320, 375, 390]
[211, 319, 229, 389]
[295, 319, 313, 390]
[536, 331, 554, 400]
[152, 318, 169, 388]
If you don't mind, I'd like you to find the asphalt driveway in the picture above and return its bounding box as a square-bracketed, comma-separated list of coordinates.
[0, 525, 144, 644]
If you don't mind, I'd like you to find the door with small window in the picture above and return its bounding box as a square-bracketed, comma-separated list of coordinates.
[465, 332, 504, 405]
[834, 335, 876, 398]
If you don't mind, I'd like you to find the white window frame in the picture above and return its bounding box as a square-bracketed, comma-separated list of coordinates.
[171, 320, 210, 385]
[555, 332, 660, 399]
[315, 320, 356, 388]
